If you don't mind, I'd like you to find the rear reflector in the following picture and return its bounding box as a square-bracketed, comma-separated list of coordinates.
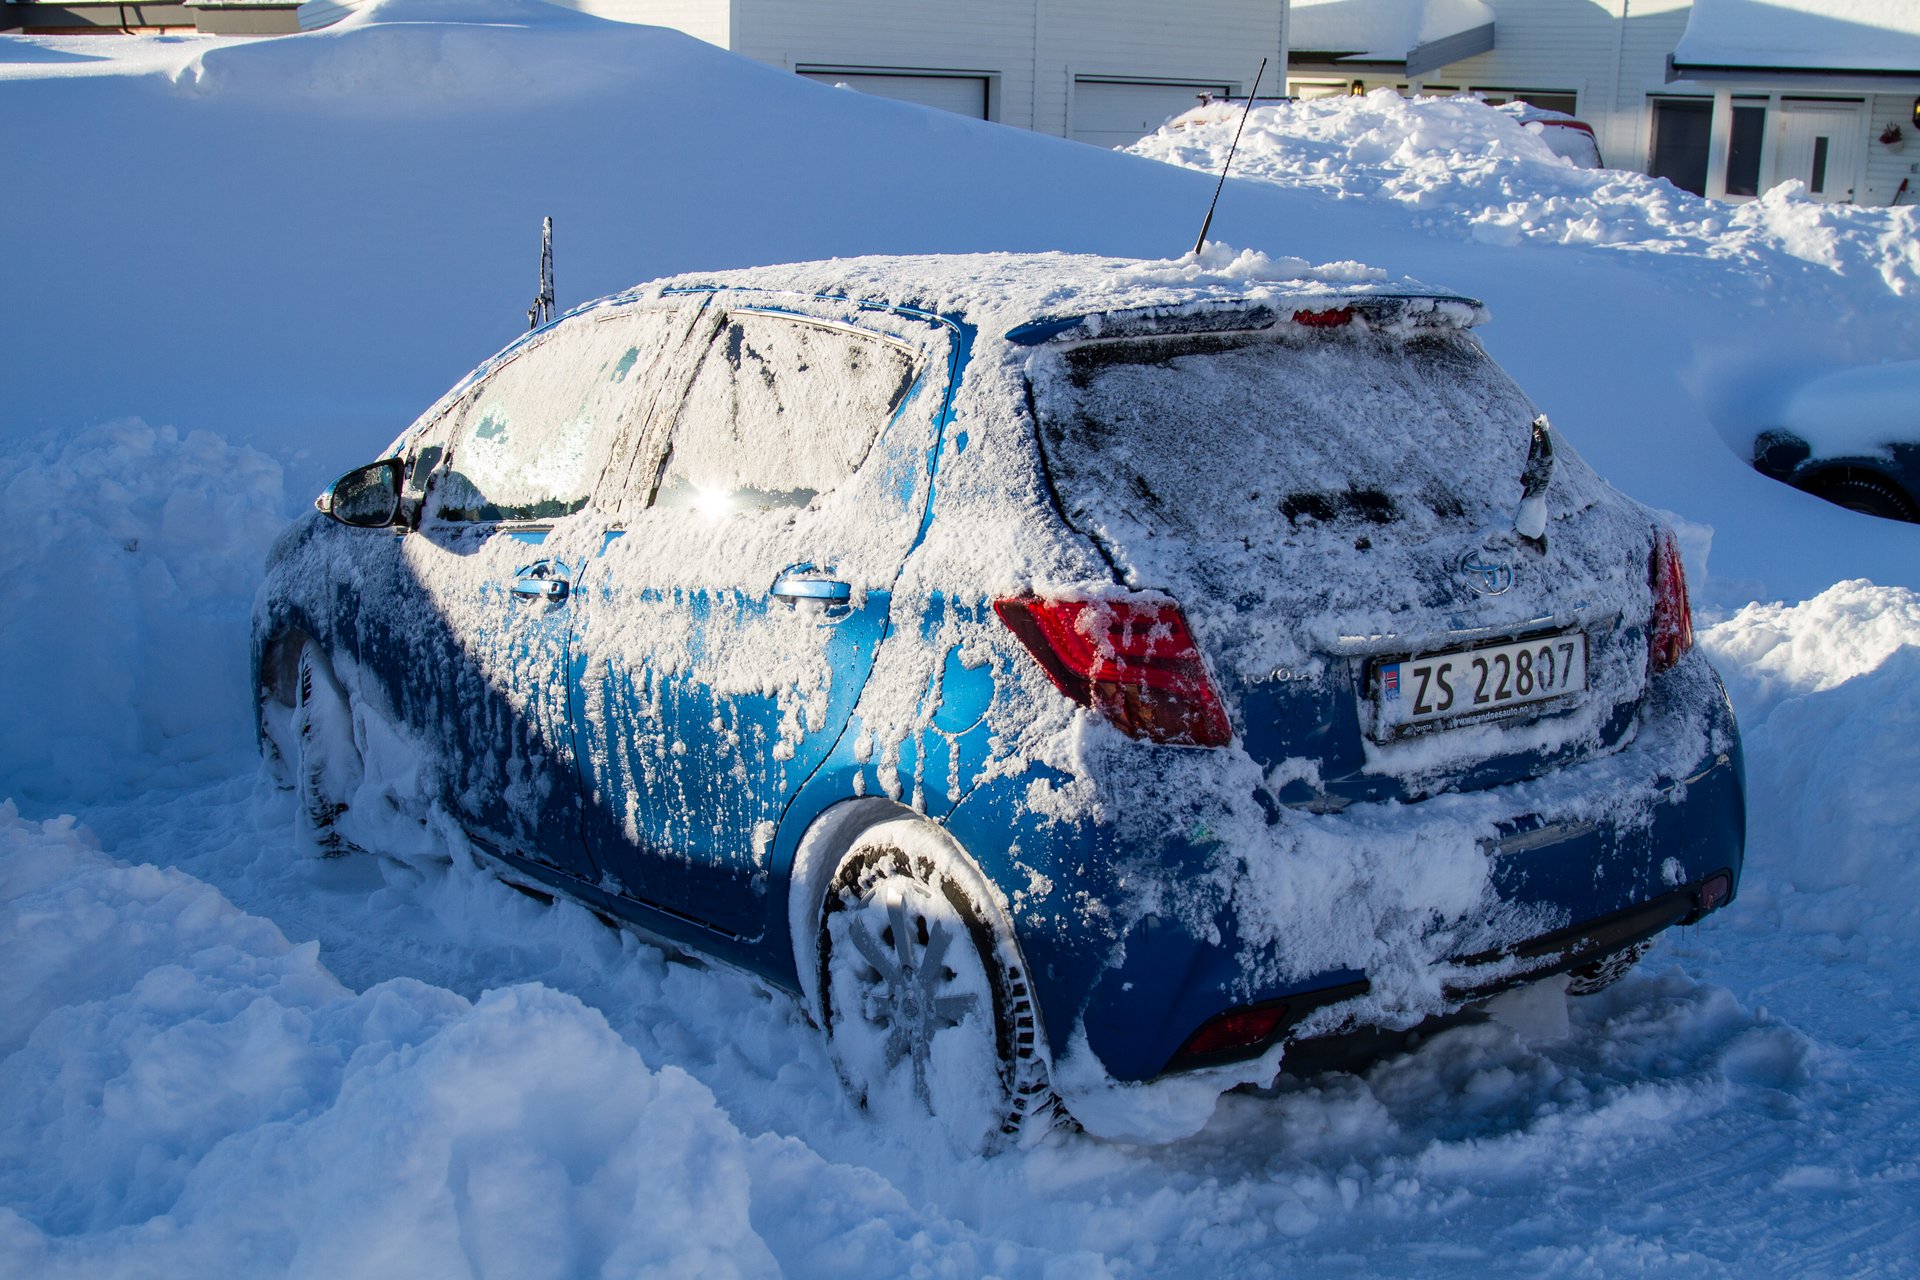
[994, 595, 1232, 747]
[1648, 527, 1694, 673]
[1175, 1004, 1291, 1061]
[1699, 872, 1732, 914]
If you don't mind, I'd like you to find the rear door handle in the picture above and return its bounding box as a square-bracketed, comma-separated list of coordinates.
[770, 571, 851, 602]
[511, 560, 571, 602]
[511, 576, 568, 601]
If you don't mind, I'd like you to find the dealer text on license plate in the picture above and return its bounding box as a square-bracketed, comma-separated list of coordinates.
[1375, 631, 1587, 732]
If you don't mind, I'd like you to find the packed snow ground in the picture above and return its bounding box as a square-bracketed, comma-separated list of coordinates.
[3, 3, 1919, 1274]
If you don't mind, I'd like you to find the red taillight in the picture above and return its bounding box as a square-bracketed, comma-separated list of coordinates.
[1175, 1003, 1291, 1061]
[993, 595, 1232, 747]
[1649, 527, 1694, 673]
[1293, 306, 1354, 328]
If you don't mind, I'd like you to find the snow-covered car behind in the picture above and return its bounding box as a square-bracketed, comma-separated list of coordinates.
[1753, 360, 1920, 523]
[1493, 100, 1605, 169]
[254, 252, 1745, 1148]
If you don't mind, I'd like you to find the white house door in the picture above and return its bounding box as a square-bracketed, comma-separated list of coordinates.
[1775, 101, 1864, 202]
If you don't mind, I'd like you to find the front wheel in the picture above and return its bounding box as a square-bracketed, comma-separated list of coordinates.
[818, 827, 1055, 1152]
[290, 641, 365, 856]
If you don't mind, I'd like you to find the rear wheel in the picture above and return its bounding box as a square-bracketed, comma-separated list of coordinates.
[1800, 471, 1920, 523]
[817, 827, 1054, 1151]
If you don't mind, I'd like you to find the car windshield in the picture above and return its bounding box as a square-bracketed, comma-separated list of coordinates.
[1027, 325, 1539, 551]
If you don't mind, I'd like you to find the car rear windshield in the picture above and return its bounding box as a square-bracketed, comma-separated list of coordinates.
[1028, 326, 1538, 549]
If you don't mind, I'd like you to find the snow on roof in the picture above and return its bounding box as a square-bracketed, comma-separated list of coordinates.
[615, 250, 1484, 340]
[1673, 0, 1920, 76]
[1290, 0, 1497, 78]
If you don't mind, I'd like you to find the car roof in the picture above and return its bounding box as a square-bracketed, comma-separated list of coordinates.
[595, 252, 1486, 342]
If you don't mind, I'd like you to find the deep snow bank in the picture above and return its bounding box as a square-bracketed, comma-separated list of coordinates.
[0, 803, 1090, 1278]
[0, 422, 288, 807]
[1702, 582, 1920, 915]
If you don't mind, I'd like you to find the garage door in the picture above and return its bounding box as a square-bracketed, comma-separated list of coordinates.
[1073, 79, 1231, 149]
[798, 70, 990, 120]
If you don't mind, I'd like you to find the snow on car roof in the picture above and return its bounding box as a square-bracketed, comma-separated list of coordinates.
[601, 250, 1487, 339]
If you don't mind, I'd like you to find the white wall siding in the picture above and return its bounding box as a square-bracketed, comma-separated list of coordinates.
[732, 0, 1038, 126]
[578, 0, 1283, 142]
[1608, 0, 1693, 173]
[1864, 93, 1919, 206]
[567, 0, 731, 46]
[1036, 1, 1283, 140]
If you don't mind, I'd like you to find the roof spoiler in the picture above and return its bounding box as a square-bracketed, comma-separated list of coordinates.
[1005, 292, 1486, 347]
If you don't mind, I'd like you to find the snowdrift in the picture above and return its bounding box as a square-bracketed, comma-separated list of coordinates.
[0, 803, 1082, 1278]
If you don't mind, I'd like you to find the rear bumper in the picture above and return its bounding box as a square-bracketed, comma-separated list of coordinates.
[950, 659, 1746, 1085]
[1164, 871, 1732, 1073]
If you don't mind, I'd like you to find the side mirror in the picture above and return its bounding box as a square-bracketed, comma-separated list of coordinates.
[317, 458, 404, 528]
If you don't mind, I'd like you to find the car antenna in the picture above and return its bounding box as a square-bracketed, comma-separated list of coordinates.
[1191, 57, 1266, 257]
[527, 216, 555, 330]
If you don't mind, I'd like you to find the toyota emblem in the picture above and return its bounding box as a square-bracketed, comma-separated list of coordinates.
[1458, 551, 1515, 596]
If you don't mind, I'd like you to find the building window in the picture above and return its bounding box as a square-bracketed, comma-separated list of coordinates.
[1726, 102, 1768, 198]
[1472, 88, 1579, 116]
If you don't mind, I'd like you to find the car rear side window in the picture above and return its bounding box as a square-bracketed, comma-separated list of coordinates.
[651, 311, 918, 512]
[431, 311, 684, 523]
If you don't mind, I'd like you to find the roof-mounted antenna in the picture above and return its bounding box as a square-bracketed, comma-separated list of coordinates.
[1192, 57, 1267, 257]
[527, 216, 555, 330]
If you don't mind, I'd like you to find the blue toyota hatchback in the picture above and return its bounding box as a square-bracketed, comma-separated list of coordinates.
[255, 253, 1745, 1148]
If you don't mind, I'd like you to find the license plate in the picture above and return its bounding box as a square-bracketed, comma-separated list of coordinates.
[1374, 631, 1587, 734]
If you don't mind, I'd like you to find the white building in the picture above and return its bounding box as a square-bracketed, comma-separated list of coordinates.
[1284, 0, 1920, 206]
[569, 0, 1288, 149]
[584, 0, 1918, 207]
[58, 0, 1905, 206]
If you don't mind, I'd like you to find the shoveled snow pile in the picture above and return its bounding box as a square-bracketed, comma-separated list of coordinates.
[1137, 90, 1920, 289]
[4, 1, 1920, 1273]
[1704, 583, 1920, 910]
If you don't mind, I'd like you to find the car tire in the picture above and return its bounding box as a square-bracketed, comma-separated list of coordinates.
[817, 827, 1056, 1152]
[1566, 939, 1653, 996]
[291, 640, 364, 856]
[1800, 471, 1920, 523]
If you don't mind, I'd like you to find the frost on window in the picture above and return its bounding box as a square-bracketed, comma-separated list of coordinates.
[1030, 327, 1540, 549]
[433, 311, 682, 523]
[653, 312, 918, 513]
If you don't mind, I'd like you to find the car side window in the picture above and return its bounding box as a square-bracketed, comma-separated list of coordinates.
[430, 310, 686, 524]
[649, 311, 918, 513]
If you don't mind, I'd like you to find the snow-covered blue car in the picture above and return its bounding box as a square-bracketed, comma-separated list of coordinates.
[255, 254, 1745, 1148]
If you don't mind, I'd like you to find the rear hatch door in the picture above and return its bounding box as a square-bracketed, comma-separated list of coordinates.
[1026, 313, 1650, 806]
